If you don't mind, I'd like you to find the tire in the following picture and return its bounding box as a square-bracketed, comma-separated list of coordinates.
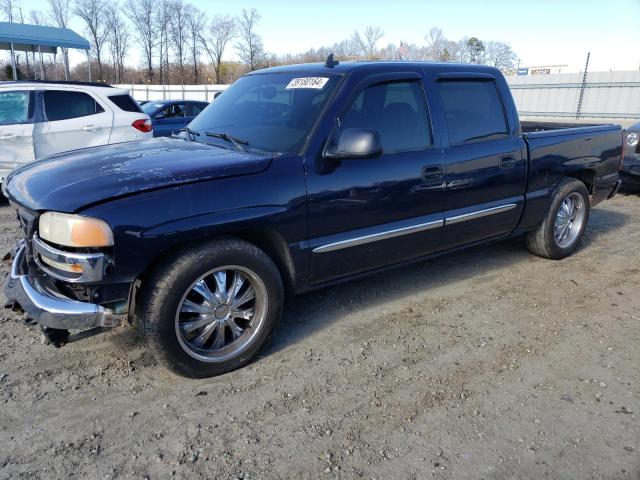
[525, 179, 590, 260]
[139, 237, 284, 378]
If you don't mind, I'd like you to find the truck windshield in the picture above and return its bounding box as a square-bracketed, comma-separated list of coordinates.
[189, 72, 340, 154]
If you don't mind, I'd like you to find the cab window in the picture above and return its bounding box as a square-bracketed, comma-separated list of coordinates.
[341, 80, 432, 152]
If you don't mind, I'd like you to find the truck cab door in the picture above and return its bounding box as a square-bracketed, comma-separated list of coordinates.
[305, 72, 445, 285]
[35, 89, 113, 158]
[0, 89, 36, 183]
[436, 77, 526, 248]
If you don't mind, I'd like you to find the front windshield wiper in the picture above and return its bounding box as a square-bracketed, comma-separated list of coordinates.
[205, 131, 249, 152]
[172, 127, 200, 141]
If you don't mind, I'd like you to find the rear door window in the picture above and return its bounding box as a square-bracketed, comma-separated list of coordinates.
[0, 91, 34, 125]
[438, 80, 509, 145]
[341, 80, 432, 152]
[44, 90, 105, 121]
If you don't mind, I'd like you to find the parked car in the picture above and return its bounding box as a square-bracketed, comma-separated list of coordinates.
[3, 61, 622, 378]
[141, 100, 209, 137]
[0, 81, 152, 184]
[621, 121, 640, 189]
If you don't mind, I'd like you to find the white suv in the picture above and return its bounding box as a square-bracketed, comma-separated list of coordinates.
[0, 81, 153, 183]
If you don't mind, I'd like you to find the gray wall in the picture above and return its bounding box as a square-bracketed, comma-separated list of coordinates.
[507, 70, 640, 126]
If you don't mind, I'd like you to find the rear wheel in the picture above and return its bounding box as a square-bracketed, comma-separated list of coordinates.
[139, 238, 284, 378]
[525, 179, 590, 259]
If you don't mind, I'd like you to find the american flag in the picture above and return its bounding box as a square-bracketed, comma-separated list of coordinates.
[398, 41, 409, 60]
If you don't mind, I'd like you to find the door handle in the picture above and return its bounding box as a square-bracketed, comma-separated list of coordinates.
[0, 133, 18, 139]
[82, 125, 99, 131]
[422, 165, 444, 180]
[500, 156, 519, 169]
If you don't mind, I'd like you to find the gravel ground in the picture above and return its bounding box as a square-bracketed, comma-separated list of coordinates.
[0, 195, 638, 480]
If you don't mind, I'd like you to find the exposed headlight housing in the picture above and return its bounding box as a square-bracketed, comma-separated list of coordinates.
[39, 212, 114, 248]
[626, 131, 639, 148]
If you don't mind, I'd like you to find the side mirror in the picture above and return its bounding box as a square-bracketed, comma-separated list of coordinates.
[154, 112, 166, 120]
[324, 128, 383, 160]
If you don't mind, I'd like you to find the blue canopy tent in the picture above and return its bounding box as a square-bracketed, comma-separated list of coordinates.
[0, 22, 91, 81]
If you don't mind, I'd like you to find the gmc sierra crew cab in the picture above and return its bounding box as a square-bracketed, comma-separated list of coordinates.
[2, 60, 623, 378]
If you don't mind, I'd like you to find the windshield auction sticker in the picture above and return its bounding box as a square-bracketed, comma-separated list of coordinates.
[285, 77, 330, 90]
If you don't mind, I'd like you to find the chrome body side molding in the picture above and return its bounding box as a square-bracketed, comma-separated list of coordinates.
[444, 203, 517, 225]
[313, 203, 518, 254]
[312, 219, 444, 253]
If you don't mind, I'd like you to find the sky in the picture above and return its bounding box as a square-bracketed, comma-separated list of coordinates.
[8, 0, 640, 73]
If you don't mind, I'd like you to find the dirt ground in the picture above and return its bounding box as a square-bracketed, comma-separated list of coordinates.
[0, 195, 638, 480]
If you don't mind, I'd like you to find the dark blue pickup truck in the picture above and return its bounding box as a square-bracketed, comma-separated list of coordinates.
[3, 60, 623, 377]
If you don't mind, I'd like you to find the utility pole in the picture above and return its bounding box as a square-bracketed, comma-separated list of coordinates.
[576, 52, 590, 119]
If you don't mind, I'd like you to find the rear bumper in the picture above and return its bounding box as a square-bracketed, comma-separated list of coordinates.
[4, 242, 124, 330]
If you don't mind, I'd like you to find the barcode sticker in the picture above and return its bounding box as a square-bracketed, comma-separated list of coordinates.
[285, 77, 329, 90]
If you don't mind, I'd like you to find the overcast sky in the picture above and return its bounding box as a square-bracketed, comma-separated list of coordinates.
[9, 0, 640, 73]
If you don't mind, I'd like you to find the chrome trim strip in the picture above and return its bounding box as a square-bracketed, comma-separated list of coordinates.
[32, 234, 105, 283]
[445, 203, 518, 225]
[313, 219, 444, 254]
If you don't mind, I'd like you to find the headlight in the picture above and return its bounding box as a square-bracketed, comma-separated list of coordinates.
[626, 132, 639, 148]
[39, 212, 114, 248]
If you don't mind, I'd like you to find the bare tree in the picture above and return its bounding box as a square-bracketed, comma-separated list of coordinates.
[201, 14, 235, 84]
[47, 0, 72, 79]
[155, 0, 171, 84]
[28, 9, 45, 24]
[0, 0, 17, 21]
[484, 41, 517, 71]
[168, 0, 189, 84]
[185, 5, 206, 83]
[126, 0, 155, 82]
[73, 0, 108, 81]
[362, 26, 384, 58]
[105, 2, 129, 83]
[235, 8, 264, 71]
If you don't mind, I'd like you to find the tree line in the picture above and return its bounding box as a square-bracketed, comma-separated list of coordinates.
[0, 0, 519, 84]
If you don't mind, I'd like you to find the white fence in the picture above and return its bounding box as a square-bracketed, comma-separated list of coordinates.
[115, 84, 229, 103]
[506, 70, 640, 121]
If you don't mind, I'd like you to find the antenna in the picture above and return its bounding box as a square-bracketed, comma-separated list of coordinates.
[325, 53, 339, 68]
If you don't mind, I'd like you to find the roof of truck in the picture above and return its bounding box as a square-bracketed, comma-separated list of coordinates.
[253, 60, 501, 76]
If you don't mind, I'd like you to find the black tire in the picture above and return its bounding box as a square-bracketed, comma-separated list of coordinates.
[525, 179, 590, 260]
[139, 237, 284, 378]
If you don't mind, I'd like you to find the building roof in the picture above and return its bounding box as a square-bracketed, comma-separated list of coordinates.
[0, 22, 90, 53]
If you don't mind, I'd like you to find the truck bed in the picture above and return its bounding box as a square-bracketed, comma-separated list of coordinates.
[521, 121, 612, 133]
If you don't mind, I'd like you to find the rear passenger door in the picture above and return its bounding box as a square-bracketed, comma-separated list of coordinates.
[0, 90, 36, 181]
[305, 74, 446, 284]
[436, 76, 526, 248]
[35, 89, 113, 157]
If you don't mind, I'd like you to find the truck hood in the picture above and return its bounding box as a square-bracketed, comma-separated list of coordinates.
[4, 137, 272, 212]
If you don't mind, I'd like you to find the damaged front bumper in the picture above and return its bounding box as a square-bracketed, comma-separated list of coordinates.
[4, 242, 125, 330]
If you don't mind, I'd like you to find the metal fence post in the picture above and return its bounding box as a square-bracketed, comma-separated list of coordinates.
[10, 42, 17, 80]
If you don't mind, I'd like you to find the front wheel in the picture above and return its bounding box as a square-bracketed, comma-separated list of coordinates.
[139, 238, 284, 378]
[525, 179, 590, 259]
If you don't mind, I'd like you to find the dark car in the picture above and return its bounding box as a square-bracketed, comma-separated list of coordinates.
[3, 60, 622, 378]
[621, 121, 640, 189]
[141, 99, 209, 137]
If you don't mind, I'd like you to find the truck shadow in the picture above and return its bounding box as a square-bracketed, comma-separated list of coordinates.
[265, 207, 629, 357]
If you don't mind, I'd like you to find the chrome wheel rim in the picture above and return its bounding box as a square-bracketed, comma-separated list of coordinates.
[554, 192, 586, 249]
[175, 265, 268, 363]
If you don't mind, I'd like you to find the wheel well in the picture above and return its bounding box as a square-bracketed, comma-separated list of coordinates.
[136, 229, 297, 298]
[568, 170, 596, 195]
